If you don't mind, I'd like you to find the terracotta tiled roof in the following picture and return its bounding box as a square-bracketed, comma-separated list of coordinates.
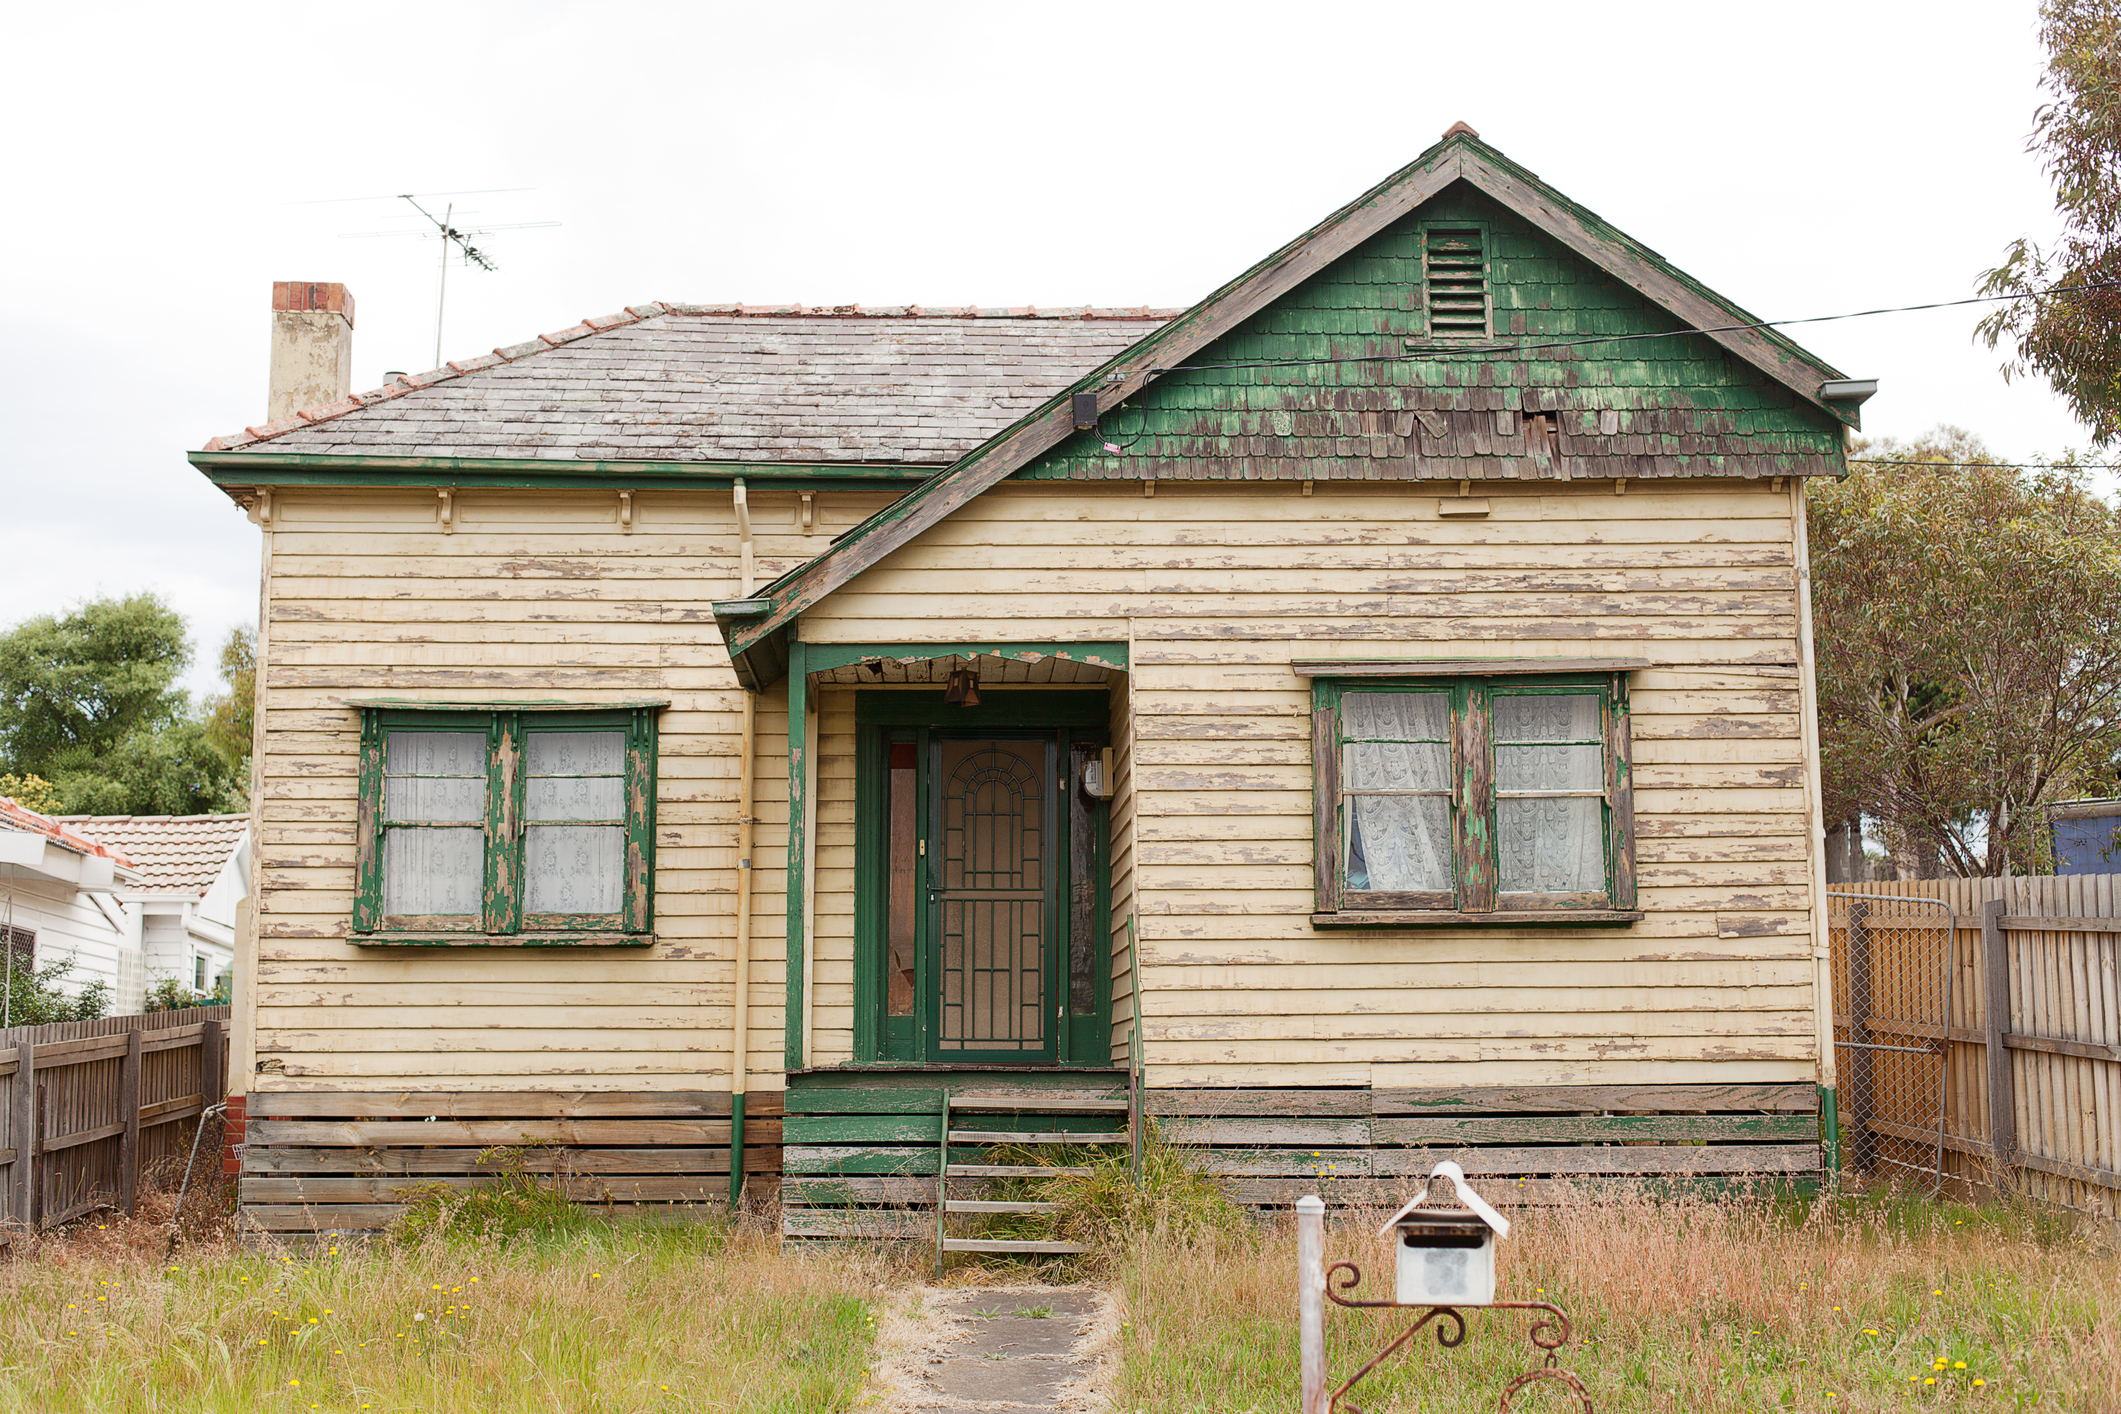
[1, 798, 137, 870]
[203, 303, 1181, 462]
[59, 814, 246, 897]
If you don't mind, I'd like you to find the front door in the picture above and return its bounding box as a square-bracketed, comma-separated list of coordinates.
[931, 735, 1055, 1060]
[862, 695, 1109, 1065]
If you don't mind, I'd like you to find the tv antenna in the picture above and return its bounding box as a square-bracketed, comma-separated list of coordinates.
[323, 189, 558, 367]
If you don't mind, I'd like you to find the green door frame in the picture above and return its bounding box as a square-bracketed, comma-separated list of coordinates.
[852, 690, 1112, 1066]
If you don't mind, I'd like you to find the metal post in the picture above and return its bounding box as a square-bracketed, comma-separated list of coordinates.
[1298, 1194, 1326, 1414]
[119, 1028, 142, 1216]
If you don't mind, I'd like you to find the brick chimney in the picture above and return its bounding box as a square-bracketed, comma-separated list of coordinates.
[267, 281, 355, 422]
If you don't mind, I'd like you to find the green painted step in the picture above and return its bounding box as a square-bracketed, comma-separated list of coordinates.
[940, 1238, 1089, 1255]
[947, 1096, 1129, 1112]
[943, 1199, 1055, 1214]
[945, 1130, 1128, 1145]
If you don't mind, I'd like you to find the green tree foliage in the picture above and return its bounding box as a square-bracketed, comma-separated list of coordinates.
[1812, 429, 2121, 876]
[201, 626, 256, 765]
[0, 596, 250, 816]
[1976, 0, 2121, 444]
[0, 772, 63, 814]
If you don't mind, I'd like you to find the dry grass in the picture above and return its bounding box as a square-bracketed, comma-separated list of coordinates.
[1114, 1187, 2121, 1413]
[0, 1196, 899, 1413]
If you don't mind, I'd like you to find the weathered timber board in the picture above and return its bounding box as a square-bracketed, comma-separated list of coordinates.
[243, 1175, 739, 1203]
[244, 1090, 776, 1118]
[785, 1145, 1030, 1176]
[243, 1145, 781, 1176]
[783, 1207, 932, 1239]
[246, 1119, 739, 1147]
[1199, 1144, 1820, 1178]
[779, 1175, 942, 1206]
[1372, 1115, 1817, 1145]
[1370, 1083, 1817, 1114]
[238, 1200, 735, 1234]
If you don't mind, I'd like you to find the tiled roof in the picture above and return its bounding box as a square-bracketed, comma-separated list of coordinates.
[1, 798, 137, 870]
[59, 814, 247, 897]
[205, 304, 1179, 463]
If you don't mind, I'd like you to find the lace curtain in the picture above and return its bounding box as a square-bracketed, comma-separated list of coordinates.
[525, 731, 626, 915]
[1343, 693, 1452, 892]
[1493, 694, 1605, 893]
[382, 730, 486, 916]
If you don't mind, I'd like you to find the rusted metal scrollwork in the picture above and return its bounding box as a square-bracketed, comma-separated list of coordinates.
[1323, 1262, 1592, 1414]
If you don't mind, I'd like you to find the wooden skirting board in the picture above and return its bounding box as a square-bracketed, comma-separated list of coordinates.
[236, 1090, 784, 1237]
[778, 1081, 1821, 1240]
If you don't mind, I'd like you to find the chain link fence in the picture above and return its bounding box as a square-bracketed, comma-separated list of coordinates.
[1827, 892, 1956, 1192]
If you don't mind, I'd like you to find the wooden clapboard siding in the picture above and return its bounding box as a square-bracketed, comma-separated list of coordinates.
[253, 487, 897, 1093]
[800, 478, 1819, 1091]
[236, 1090, 783, 1237]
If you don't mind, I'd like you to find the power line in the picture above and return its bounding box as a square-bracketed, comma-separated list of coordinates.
[281, 186, 536, 206]
[1135, 277, 2121, 378]
[1850, 457, 2121, 472]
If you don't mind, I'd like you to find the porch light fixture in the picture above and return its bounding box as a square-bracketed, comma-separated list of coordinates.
[943, 667, 981, 707]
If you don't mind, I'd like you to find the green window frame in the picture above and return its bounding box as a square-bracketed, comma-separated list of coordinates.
[352, 706, 659, 946]
[1311, 673, 1638, 926]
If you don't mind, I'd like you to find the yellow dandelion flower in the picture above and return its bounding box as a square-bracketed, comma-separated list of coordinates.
[308, 1318, 318, 1325]
[289, 1379, 300, 1387]
[1973, 1379, 1986, 1387]
[1955, 1361, 1966, 1369]
[1925, 1377, 1936, 1386]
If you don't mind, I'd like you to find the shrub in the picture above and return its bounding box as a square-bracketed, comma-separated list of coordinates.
[1, 949, 110, 1026]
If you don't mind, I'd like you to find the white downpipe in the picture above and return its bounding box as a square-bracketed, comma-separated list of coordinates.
[1791, 482, 1838, 1090]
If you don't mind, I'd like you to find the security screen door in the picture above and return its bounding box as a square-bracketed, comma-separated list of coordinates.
[931, 735, 1056, 1060]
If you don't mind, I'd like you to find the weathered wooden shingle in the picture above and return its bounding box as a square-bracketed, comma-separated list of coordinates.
[1021, 187, 1842, 483]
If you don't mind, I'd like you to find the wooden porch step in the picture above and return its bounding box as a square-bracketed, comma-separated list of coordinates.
[943, 1199, 1056, 1214]
[946, 1130, 1127, 1145]
[946, 1164, 1095, 1178]
[947, 1096, 1130, 1112]
[939, 1238, 1089, 1255]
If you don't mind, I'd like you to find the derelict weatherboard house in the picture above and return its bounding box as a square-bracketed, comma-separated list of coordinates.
[196, 127, 1866, 1240]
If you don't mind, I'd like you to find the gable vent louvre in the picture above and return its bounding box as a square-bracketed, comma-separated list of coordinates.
[1424, 228, 1488, 339]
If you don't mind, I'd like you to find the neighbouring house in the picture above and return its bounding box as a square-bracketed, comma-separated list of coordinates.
[192, 126, 1872, 1242]
[63, 816, 248, 998]
[0, 797, 145, 1013]
[2046, 799, 2121, 875]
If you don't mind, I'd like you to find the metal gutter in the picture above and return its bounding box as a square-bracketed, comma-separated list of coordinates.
[188, 449, 940, 495]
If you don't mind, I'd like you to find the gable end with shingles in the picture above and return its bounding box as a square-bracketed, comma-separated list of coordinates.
[713, 129, 1860, 689]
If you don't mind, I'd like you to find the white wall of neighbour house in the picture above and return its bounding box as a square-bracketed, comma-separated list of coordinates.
[249, 485, 897, 1094]
[0, 868, 142, 1011]
[799, 478, 1822, 1092]
[138, 839, 247, 995]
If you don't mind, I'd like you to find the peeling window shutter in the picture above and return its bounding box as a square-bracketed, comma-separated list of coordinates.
[1425, 228, 1487, 339]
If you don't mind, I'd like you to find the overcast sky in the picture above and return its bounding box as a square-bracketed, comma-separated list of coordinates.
[0, 0, 2091, 700]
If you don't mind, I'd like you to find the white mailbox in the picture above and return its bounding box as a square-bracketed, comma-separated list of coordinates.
[1378, 1161, 1511, 1307]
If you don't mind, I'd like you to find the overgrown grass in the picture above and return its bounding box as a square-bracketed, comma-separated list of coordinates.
[1115, 1184, 2120, 1412]
[0, 1200, 894, 1413]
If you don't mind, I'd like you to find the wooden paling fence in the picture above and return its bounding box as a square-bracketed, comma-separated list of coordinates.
[1833, 877, 2120, 1219]
[0, 1006, 230, 1240]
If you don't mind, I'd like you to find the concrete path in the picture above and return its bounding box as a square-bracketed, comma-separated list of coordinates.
[869, 1284, 1112, 1413]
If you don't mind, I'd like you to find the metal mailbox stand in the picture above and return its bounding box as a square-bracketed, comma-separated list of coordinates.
[1297, 1182, 1593, 1414]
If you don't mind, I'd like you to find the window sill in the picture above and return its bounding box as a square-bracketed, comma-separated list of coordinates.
[1311, 910, 1643, 928]
[349, 931, 655, 948]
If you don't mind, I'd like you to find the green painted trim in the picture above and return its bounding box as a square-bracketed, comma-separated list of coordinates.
[852, 726, 886, 1062]
[728, 1092, 747, 1207]
[352, 712, 384, 933]
[855, 691, 1111, 729]
[785, 637, 809, 1071]
[804, 642, 1129, 673]
[625, 707, 658, 933]
[345, 696, 672, 711]
[348, 932, 656, 947]
[189, 449, 936, 490]
[355, 705, 657, 943]
[1819, 1084, 1840, 1173]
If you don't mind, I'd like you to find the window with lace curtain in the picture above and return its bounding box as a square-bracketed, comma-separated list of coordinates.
[1308, 671, 1638, 925]
[350, 706, 659, 945]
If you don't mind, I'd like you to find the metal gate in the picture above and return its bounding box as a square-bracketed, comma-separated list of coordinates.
[1826, 892, 1955, 1191]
